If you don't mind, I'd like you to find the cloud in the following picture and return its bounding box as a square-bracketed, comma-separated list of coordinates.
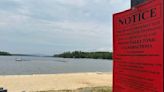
[55, 0, 86, 7]
[0, 0, 21, 10]
[96, 47, 112, 52]
[0, 12, 29, 28]
[0, 0, 130, 54]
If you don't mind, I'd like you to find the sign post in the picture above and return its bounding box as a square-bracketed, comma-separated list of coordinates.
[113, 0, 163, 92]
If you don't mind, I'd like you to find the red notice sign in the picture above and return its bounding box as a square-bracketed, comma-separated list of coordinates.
[113, 0, 163, 92]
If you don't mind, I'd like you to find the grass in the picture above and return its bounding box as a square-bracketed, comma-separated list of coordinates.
[36, 86, 112, 92]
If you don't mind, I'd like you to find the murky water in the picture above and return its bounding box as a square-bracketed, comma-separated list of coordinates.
[0, 56, 112, 75]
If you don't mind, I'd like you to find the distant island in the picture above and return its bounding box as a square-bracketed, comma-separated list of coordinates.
[0, 51, 12, 56]
[54, 51, 113, 59]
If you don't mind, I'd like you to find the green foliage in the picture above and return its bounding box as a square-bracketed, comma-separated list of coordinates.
[0, 51, 11, 56]
[54, 51, 112, 59]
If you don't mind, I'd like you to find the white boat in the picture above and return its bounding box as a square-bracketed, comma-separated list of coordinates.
[15, 58, 23, 61]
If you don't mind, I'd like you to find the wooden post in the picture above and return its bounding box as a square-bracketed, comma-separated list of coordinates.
[131, 0, 146, 7]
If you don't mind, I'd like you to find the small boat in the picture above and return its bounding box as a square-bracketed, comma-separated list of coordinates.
[15, 58, 23, 61]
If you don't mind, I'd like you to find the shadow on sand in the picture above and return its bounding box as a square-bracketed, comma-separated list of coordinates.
[37, 86, 112, 92]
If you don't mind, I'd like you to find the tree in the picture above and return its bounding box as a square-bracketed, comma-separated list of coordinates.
[54, 51, 112, 59]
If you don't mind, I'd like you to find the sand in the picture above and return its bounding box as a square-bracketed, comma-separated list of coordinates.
[0, 72, 113, 92]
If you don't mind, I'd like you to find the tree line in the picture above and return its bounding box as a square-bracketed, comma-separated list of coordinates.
[54, 51, 113, 59]
[0, 51, 11, 56]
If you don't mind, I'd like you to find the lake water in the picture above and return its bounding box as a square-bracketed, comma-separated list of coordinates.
[0, 56, 113, 75]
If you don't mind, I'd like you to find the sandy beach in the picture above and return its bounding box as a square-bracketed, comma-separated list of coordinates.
[0, 72, 112, 92]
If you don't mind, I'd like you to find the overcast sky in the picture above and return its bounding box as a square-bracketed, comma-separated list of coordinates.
[0, 0, 130, 55]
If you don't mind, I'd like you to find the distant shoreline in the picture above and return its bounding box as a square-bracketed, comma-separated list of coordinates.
[54, 57, 113, 60]
[0, 55, 113, 60]
[54, 51, 113, 59]
[0, 51, 113, 60]
[0, 51, 11, 56]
